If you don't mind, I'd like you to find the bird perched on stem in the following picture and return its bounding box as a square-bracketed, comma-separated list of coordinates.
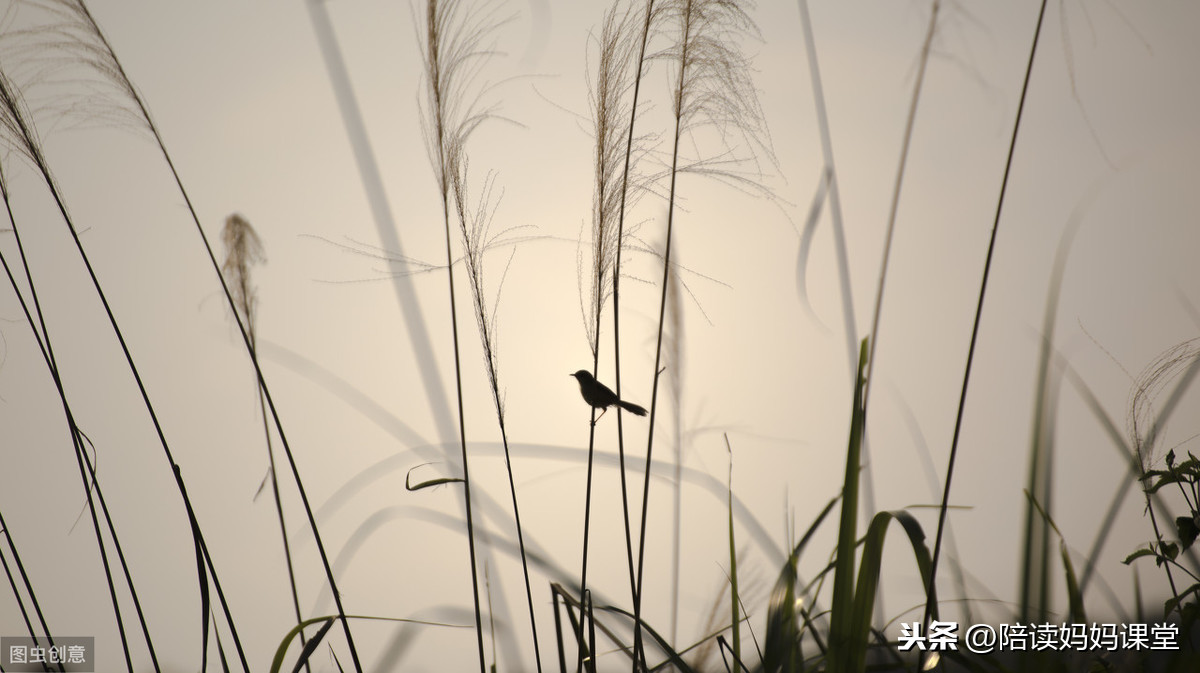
[571, 370, 648, 422]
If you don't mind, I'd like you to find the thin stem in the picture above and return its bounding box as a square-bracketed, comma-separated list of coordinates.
[0, 161, 147, 673]
[426, 2, 488, 667]
[451, 160, 542, 672]
[256, 380, 310, 672]
[0, 510, 64, 673]
[611, 2, 657, 669]
[496, 427, 543, 672]
[80, 444, 161, 672]
[577, 409, 599, 673]
[796, 0, 858, 382]
[62, 3, 361, 666]
[1, 72, 252, 670]
[633, 2, 697, 667]
[860, 0, 940, 483]
[920, 0, 1047, 666]
[438, 118, 488, 673]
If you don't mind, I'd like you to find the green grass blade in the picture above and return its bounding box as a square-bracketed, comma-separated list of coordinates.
[725, 435, 742, 671]
[763, 495, 838, 672]
[290, 619, 336, 673]
[269, 615, 468, 673]
[1024, 489, 1086, 624]
[846, 511, 933, 673]
[594, 604, 698, 673]
[829, 338, 869, 673]
[1061, 541, 1085, 625]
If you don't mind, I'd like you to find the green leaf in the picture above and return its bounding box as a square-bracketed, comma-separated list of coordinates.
[1162, 541, 1180, 562]
[1164, 583, 1200, 617]
[1123, 547, 1156, 565]
[405, 464, 464, 491]
[1177, 516, 1200, 551]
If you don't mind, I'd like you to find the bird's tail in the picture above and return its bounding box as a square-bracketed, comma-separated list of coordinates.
[619, 400, 648, 417]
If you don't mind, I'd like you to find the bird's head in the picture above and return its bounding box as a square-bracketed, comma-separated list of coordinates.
[571, 370, 593, 382]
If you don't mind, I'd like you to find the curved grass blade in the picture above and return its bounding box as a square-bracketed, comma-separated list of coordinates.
[406, 463, 466, 491]
[270, 614, 469, 673]
[845, 510, 934, 673]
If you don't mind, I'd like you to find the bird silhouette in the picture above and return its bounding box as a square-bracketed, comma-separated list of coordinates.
[570, 370, 648, 422]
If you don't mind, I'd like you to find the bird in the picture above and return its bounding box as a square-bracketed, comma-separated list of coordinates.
[570, 370, 648, 422]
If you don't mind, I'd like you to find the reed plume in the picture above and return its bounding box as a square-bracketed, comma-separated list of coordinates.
[446, 138, 544, 671]
[575, 4, 652, 669]
[419, 0, 513, 669]
[0, 35, 241, 671]
[6, 2, 365, 667]
[633, 0, 771, 666]
[220, 214, 315, 673]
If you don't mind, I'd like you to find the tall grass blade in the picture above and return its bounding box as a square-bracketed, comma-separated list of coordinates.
[857, 4, 940, 625]
[845, 510, 933, 673]
[304, 0, 456, 439]
[668, 258, 685, 649]
[716, 635, 752, 673]
[419, 0, 516, 667]
[0, 205, 138, 670]
[609, 0, 659, 664]
[77, 448, 160, 672]
[827, 339, 869, 673]
[0, 514, 61, 672]
[449, 153, 543, 671]
[635, 0, 769, 665]
[553, 587, 568, 673]
[578, 4, 639, 669]
[0, 66, 199, 671]
[214, 616, 231, 673]
[290, 618, 336, 673]
[923, 0, 1049, 654]
[1019, 178, 1088, 626]
[269, 614, 468, 673]
[593, 604, 698, 673]
[198, 541, 211, 672]
[220, 215, 311, 673]
[794, 168, 829, 325]
[795, 0, 858, 379]
[763, 495, 838, 672]
[724, 436, 741, 672]
[0, 4, 321, 667]
[860, 0, 939, 402]
[586, 591, 597, 673]
[175, 466, 250, 672]
[1024, 490, 1086, 624]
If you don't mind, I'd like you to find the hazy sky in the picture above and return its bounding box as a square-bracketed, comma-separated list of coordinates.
[1, 0, 1198, 671]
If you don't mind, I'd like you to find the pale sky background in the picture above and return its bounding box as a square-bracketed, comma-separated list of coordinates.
[1, 0, 1199, 671]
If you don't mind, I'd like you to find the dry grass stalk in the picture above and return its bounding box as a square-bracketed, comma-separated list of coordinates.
[420, 1, 516, 670]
